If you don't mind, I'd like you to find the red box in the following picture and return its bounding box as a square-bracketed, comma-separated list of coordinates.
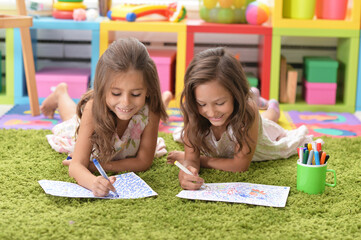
[36, 67, 90, 99]
[148, 49, 176, 93]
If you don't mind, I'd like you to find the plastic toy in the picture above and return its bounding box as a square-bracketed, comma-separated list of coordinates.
[316, 0, 348, 20]
[219, 0, 233, 8]
[107, 2, 186, 22]
[53, 1, 86, 11]
[245, 1, 269, 25]
[52, 9, 73, 19]
[86, 8, 98, 21]
[73, 8, 86, 21]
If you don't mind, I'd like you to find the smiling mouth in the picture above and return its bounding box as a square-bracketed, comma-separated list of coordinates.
[116, 107, 133, 113]
[209, 115, 224, 121]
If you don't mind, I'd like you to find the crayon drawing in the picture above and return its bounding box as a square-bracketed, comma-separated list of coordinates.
[177, 182, 290, 207]
[38, 172, 157, 199]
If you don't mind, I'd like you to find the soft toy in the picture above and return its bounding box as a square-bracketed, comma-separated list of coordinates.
[73, 8, 87, 21]
[86, 8, 99, 21]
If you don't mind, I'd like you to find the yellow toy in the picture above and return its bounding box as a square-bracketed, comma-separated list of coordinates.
[53, 1, 86, 11]
[108, 2, 186, 22]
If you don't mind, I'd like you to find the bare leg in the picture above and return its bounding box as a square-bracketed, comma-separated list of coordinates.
[261, 99, 280, 123]
[162, 91, 173, 108]
[40, 83, 76, 121]
[250, 87, 268, 110]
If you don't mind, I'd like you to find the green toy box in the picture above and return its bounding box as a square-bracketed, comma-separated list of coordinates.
[303, 56, 339, 83]
[246, 72, 258, 87]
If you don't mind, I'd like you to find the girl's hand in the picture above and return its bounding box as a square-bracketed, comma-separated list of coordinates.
[62, 154, 73, 166]
[92, 176, 117, 197]
[62, 159, 71, 166]
[178, 166, 204, 190]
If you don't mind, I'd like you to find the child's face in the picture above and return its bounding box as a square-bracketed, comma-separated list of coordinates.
[194, 80, 234, 128]
[106, 69, 147, 121]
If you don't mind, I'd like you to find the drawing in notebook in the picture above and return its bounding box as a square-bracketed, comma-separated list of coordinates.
[176, 182, 290, 207]
[38, 172, 157, 199]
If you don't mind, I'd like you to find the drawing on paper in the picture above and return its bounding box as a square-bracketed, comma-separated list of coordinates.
[38, 172, 157, 199]
[176, 182, 290, 207]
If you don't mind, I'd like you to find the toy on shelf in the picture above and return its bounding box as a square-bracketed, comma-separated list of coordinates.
[303, 56, 339, 105]
[246, 1, 270, 25]
[107, 2, 187, 22]
[316, 0, 348, 20]
[283, 0, 316, 19]
[53, 0, 87, 20]
[73, 8, 86, 21]
[199, 0, 269, 24]
[26, 0, 53, 17]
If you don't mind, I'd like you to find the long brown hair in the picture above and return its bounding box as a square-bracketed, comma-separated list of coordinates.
[181, 47, 256, 155]
[76, 37, 168, 162]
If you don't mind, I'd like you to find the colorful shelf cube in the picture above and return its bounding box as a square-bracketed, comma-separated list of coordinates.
[186, 19, 272, 99]
[356, 33, 361, 111]
[273, 0, 361, 30]
[13, 17, 100, 104]
[100, 20, 186, 108]
[270, 27, 359, 112]
[0, 29, 15, 105]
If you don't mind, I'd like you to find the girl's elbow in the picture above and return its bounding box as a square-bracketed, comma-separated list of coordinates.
[135, 158, 153, 172]
[232, 159, 251, 173]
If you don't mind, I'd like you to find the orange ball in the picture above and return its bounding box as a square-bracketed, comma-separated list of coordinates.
[219, 0, 233, 8]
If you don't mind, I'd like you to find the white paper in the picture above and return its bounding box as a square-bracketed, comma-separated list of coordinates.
[176, 182, 290, 207]
[38, 172, 157, 199]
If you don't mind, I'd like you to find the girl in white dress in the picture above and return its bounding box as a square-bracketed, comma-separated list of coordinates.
[167, 47, 312, 190]
[40, 38, 172, 197]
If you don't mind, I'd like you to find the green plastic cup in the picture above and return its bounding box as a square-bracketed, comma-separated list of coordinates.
[297, 161, 336, 194]
[283, 0, 316, 19]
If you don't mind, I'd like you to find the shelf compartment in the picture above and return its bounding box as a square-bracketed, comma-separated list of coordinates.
[270, 27, 359, 113]
[273, 0, 361, 30]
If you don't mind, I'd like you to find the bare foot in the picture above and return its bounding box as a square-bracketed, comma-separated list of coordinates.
[167, 151, 185, 164]
[162, 91, 173, 108]
[40, 83, 68, 119]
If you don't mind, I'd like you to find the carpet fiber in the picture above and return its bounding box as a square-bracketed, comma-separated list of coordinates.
[0, 129, 360, 239]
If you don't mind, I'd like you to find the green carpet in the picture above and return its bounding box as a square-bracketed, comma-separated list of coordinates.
[0, 129, 360, 239]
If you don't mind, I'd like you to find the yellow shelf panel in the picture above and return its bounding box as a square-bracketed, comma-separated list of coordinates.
[273, 0, 361, 30]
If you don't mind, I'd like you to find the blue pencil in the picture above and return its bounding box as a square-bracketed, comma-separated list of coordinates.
[93, 159, 119, 198]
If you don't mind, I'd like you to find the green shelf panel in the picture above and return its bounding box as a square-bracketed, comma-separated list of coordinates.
[273, 28, 359, 38]
[270, 28, 359, 113]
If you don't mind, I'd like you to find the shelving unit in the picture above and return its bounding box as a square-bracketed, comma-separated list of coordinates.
[0, 29, 15, 105]
[273, 0, 360, 30]
[271, 0, 360, 113]
[13, 17, 101, 104]
[100, 20, 186, 108]
[356, 34, 361, 111]
[186, 19, 272, 100]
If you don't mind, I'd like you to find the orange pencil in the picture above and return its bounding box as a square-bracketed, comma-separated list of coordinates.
[320, 152, 327, 165]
